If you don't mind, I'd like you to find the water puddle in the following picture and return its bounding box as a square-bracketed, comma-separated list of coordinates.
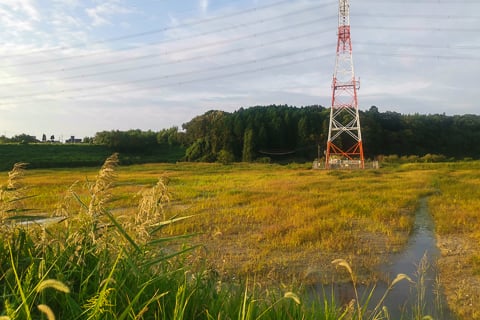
[310, 198, 452, 319]
[6, 215, 67, 227]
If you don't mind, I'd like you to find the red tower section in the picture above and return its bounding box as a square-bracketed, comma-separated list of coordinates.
[325, 0, 364, 169]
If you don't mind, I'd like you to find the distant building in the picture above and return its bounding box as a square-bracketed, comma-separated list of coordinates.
[65, 136, 82, 143]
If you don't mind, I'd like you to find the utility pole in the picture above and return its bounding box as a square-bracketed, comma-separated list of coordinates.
[325, 0, 364, 169]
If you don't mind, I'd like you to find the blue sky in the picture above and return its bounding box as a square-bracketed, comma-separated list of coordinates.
[0, 0, 478, 140]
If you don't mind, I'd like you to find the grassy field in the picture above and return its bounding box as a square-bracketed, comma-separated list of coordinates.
[1, 159, 479, 318]
[0, 144, 185, 171]
[426, 162, 480, 319]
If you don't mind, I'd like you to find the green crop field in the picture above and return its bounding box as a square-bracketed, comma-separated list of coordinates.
[0, 144, 185, 171]
[1, 158, 479, 319]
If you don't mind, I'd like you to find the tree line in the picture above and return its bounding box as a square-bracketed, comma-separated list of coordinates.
[3, 105, 480, 163]
[179, 105, 480, 163]
[93, 105, 480, 162]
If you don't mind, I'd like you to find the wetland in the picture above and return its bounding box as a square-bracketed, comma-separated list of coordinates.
[1, 160, 480, 318]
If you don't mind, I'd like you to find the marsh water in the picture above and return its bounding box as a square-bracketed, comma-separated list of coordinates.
[311, 198, 452, 319]
[10, 199, 453, 317]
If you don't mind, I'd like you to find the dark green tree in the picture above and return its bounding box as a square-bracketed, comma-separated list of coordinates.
[242, 129, 255, 162]
[11, 134, 38, 144]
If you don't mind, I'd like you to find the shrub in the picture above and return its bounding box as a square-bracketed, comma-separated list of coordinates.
[217, 149, 235, 165]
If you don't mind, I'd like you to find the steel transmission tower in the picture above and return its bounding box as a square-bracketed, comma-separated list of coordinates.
[325, 0, 364, 169]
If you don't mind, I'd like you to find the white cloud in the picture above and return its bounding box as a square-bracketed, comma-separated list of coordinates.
[0, 0, 40, 21]
[86, 0, 134, 27]
[200, 0, 209, 14]
[362, 81, 432, 98]
[0, 0, 41, 34]
[53, 0, 80, 8]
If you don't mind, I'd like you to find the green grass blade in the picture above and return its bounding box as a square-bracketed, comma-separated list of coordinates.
[118, 289, 168, 320]
[6, 195, 37, 203]
[87, 252, 122, 320]
[147, 233, 199, 246]
[140, 244, 202, 269]
[117, 285, 147, 320]
[104, 210, 141, 253]
[7, 243, 32, 319]
[71, 191, 89, 210]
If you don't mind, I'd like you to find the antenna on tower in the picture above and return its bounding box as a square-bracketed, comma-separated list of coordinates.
[325, 0, 365, 169]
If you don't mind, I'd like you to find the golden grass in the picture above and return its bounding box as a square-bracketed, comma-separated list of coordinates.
[428, 166, 480, 320]
[122, 163, 434, 284]
[9, 161, 480, 319]
[0, 162, 29, 222]
[13, 164, 432, 276]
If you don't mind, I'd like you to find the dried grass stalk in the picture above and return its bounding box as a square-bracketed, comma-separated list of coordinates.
[0, 162, 29, 223]
[134, 178, 171, 243]
[87, 153, 119, 218]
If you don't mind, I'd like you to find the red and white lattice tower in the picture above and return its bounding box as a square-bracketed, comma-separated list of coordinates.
[325, 0, 364, 169]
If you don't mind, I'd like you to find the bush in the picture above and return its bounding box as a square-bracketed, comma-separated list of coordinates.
[217, 149, 235, 165]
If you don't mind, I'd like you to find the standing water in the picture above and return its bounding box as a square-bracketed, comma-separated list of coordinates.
[311, 198, 452, 319]
[378, 197, 450, 318]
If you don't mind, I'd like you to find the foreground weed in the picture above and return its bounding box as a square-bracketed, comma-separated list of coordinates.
[0, 162, 29, 225]
[1, 240, 70, 320]
[65, 153, 120, 254]
[0, 155, 205, 319]
[134, 178, 171, 243]
[87, 153, 118, 218]
[173, 281, 194, 320]
[53, 180, 80, 218]
[332, 258, 413, 320]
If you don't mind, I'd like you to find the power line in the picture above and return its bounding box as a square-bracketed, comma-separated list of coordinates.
[356, 52, 478, 61]
[2, 45, 475, 106]
[2, 16, 335, 79]
[1, 27, 334, 87]
[66, 54, 329, 102]
[0, 1, 475, 74]
[0, 45, 331, 102]
[0, 53, 329, 106]
[356, 25, 480, 32]
[5, 29, 475, 87]
[1, 4, 335, 68]
[4, 11, 476, 71]
[0, 1, 478, 110]
[355, 41, 480, 50]
[3, 14, 475, 81]
[352, 13, 480, 19]
[0, 0, 336, 60]
[7, 33, 477, 88]
[1, 42, 477, 104]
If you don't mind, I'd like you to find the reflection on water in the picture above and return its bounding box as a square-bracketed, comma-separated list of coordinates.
[7, 215, 67, 226]
[310, 198, 452, 319]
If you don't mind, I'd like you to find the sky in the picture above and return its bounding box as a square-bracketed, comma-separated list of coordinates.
[0, 0, 478, 140]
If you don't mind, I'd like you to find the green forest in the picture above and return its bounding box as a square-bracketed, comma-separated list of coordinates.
[165, 104, 480, 163]
[2, 105, 480, 167]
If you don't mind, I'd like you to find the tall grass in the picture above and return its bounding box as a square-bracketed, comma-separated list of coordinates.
[0, 158, 329, 319]
[2, 160, 475, 319]
[0, 162, 29, 224]
[0, 156, 201, 319]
